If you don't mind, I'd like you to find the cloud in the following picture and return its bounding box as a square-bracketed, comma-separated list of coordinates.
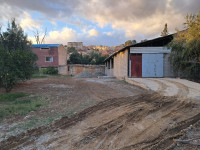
[29, 27, 78, 44]
[88, 29, 99, 37]
[1, 0, 200, 45]
[104, 32, 113, 36]
[20, 12, 41, 30]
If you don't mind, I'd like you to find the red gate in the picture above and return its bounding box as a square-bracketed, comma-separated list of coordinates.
[131, 54, 142, 77]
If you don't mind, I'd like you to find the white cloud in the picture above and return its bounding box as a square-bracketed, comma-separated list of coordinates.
[104, 32, 113, 36]
[88, 29, 99, 37]
[29, 27, 78, 44]
[20, 12, 41, 30]
[1, 0, 199, 45]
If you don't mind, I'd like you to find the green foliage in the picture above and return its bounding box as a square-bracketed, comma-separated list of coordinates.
[168, 12, 200, 79]
[32, 74, 49, 78]
[67, 47, 76, 54]
[0, 93, 45, 121]
[125, 40, 137, 46]
[0, 92, 28, 102]
[41, 66, 58, 75]
[0, 19, 37, 92]
[68, 51, 107, 65]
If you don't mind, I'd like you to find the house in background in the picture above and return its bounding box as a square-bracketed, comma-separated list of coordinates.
[31, 44, 67, 68]
[104, 34, 176, 78]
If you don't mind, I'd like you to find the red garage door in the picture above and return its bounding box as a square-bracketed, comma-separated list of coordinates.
[131, 54, 142, 77]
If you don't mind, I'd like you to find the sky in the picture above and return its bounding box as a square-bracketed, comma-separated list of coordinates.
[0, 0, 199, 46]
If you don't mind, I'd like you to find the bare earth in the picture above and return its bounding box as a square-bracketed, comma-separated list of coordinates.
[0, 77, 200, 150]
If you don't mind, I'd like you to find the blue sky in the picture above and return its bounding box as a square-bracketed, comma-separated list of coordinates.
[0, 0, 199, 46]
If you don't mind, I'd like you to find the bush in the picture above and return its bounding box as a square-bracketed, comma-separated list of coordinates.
[168, 12, 200, 79]
[40, 67, 58, 75]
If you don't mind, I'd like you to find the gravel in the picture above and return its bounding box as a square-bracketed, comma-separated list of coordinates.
[93, 72, 105, 77]
[75, 72, 95, 78]
[75, 72, 105, 78]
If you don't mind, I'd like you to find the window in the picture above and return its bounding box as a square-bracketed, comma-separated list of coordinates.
[45, 56, 53, 62]
[41, 47, 50, 50]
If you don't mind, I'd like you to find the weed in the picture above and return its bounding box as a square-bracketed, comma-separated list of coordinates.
[0, 93, 46, 122]
[0, 92, 28, 102]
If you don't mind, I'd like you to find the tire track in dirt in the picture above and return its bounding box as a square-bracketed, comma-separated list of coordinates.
[1, 93, 200, 150]
[163, 79, 189, 99]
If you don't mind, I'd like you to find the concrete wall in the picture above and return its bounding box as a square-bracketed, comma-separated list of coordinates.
[113, 49, 128, 79]
[58, 45, 67, 66]
[58, 64, 105, 75]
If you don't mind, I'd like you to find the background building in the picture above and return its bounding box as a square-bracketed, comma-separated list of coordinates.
[67, 42, 83, 50]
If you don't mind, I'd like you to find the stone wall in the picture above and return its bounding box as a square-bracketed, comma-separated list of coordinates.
[58, 64, 105, 75]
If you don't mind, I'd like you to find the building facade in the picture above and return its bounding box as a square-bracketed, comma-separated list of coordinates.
[105, 34, 175, 78]
[31, 44, 67, 68]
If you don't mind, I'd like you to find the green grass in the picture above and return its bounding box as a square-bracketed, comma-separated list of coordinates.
[32, 74, 72, 78]
[0, 93, 46, 122]
[0, 92, 28, 102]
[32, 74, 50, 78]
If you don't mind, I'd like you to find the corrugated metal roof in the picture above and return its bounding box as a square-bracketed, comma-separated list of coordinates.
[31, 44, 61, 48]
[104, 33, 174, 62]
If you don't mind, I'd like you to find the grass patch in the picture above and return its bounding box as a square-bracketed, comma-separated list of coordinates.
[32, 74, 72, 78]
[32, 74, 49, 78]
[0, 93, 46, 122]
[0, 92, 28, 102]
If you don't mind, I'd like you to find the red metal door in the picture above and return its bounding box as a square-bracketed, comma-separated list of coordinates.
[131, 54, 142, 77]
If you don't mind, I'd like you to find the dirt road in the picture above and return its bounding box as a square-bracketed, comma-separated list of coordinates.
[1, 77, 200, 150]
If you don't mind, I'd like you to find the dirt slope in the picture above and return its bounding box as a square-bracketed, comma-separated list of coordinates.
[1, 92, 200, 150]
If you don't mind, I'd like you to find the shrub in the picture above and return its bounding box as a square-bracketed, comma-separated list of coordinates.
[40, 67, 58, 75]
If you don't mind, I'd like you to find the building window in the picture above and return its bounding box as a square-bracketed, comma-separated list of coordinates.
[41, 47, 50, 50]
[45, 56, 53, 62]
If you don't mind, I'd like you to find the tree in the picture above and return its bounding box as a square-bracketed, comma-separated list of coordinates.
[161, 23, 169, 36]
[125, 40, 137, 46]
[0, 19, 37, 92]
[68, 51, 82, 64]
[68, 51, 107, 65]
[141, 39, 148, 42]
[168, 12, 200, 79]
[33, 28, 47, 44]
[67, 47, 76, 54]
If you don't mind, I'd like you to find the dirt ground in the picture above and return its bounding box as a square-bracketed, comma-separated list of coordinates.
[1, 77, 200, 150]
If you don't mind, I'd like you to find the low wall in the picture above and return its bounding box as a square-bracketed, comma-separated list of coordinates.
[58, 64, 105, 75]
